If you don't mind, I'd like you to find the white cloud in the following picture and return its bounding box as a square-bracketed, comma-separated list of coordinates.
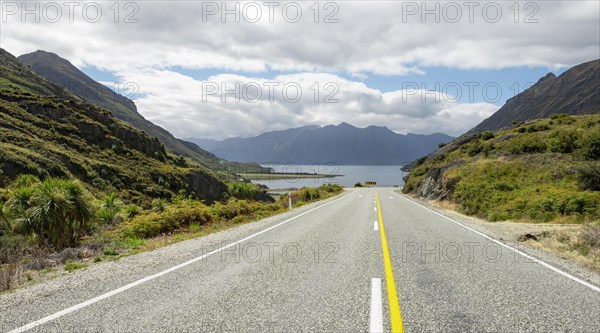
[118, 70, 498, 139]
[2, 1, 598, 73]
[0, 1, 596, 139]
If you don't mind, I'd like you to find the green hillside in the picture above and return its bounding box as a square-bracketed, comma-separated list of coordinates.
[17, 50, 265, 173]
[0, 48, 227, 204]
[403, 114, 600, 223]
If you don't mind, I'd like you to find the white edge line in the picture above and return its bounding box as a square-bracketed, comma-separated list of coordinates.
[374, 220, 379, 231]
[369, 278, 384, 333]
[7, 193, 352, 333]
[395, 193, 600, 293]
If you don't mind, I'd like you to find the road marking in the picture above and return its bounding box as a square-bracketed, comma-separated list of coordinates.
[374, 220, 379, 231]
[359, 195, 363, 198]
[6, 193, 353, 333]
[370, 278, 384, 333]
[389, 196, 393, 199]
[376, 192, 404, 332]
[374, 207, 377, 212]
[396, 194, 600, 294]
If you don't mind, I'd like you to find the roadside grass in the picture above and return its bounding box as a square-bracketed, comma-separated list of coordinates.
[403, 114, 600, 224]
[524, 222, 600, 272]
[0, 184, 343, 293]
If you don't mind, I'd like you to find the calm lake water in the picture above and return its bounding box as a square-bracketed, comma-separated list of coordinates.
[252, 165, 407, 190]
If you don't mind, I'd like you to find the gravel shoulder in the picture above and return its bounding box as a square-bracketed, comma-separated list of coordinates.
[397, 191, 600, 289]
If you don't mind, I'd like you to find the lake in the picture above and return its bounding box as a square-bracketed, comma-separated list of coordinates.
[252, 165, 407, 190]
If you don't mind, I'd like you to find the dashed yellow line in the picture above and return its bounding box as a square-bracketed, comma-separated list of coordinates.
[376, 192, 404, 333]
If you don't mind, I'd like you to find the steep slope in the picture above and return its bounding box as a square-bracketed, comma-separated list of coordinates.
[0, 48, 226, 203]
[188, 123, 453, 165]
[17, 50, 263, 172]
[403, 113, 600, 223]
[467, 59, 600, 135]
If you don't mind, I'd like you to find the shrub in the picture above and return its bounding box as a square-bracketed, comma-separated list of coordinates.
[7, 178, 94, 250]
[354, 182, 363, 188]
[564, 195, 596, 215]
[123, 204, 141, 218]
[580, 223, 600, 248]
[228, 182, 258, 200]
[151, 198, 168, 212]
[509, 135, 546, 154]
[479, 131, 495, 140]
[548, 129, 579, 153]
[576, 163, 600, 191]
[117, 201, 212, 239]
[579, 130, 600, 160]
[551, 113, 575, 125]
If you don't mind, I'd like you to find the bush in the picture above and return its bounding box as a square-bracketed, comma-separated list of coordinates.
[354, 182, 363, 188]
[551, 113, 575, 125]
[579, 130, 600, 160]
[228, 182, 258, 200]
[563, 195, 597, 215]
[123, 204, 141, 218]
[117, 201, 212, 239]
[7, 178, 94, 250]
[479, 131, 495, 140]
[510, 135, 546, 154]
[576, 163, 600, 191]
[548, 129, 579, 153]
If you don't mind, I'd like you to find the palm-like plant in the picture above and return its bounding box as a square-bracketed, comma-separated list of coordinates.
[8, 178, 94, 250]
[98, 192, 123, 224]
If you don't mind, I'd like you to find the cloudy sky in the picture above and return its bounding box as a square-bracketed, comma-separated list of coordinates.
[1, 1, 599, 139]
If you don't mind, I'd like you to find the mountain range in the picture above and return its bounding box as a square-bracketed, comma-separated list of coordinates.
[188, 124, 453, 165]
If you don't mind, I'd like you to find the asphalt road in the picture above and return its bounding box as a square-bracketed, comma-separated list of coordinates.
[1, 188, 599, 332]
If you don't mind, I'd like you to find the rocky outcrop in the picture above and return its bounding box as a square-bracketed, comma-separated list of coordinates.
[185, 170, 228, 203]
[415, 161, 463, 200]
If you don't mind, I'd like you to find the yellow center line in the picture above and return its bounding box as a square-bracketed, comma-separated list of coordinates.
[376, 191, 404, 333]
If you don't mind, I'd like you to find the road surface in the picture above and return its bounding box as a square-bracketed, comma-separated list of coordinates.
[1, 188, 599, 332]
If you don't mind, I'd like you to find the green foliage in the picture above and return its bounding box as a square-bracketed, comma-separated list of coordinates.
[479, 131, 495, 140]
[227, 182, 258, 200]
[579, 130, 600, 160]
[548, 129, 578, 153]
[116, 200, 213, 239]
[509, 134, 547, 154]
[103, 249, 119, 256]
[123, 204, 141, 218]
[354, 182, 363, 188]
[64, 261, 86, 272]
[404, 114, 600, 223]
[7, 178, 94, 250]
[576, 163, 600, 191]
[97, 192, 123, 224]
[151, 198, 168, 212]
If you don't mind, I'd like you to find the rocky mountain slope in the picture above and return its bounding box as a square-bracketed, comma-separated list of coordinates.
[0, 48, 226, 203]
[467, 59, 599, 135]
[17, 50, 264, 172]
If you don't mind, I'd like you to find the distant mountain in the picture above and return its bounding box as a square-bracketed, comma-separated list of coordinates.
[17, 50, 263, 172]
[467, 59, 600, 135]
[0, 48, 227, 201]
[187, 123, 453, 165]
